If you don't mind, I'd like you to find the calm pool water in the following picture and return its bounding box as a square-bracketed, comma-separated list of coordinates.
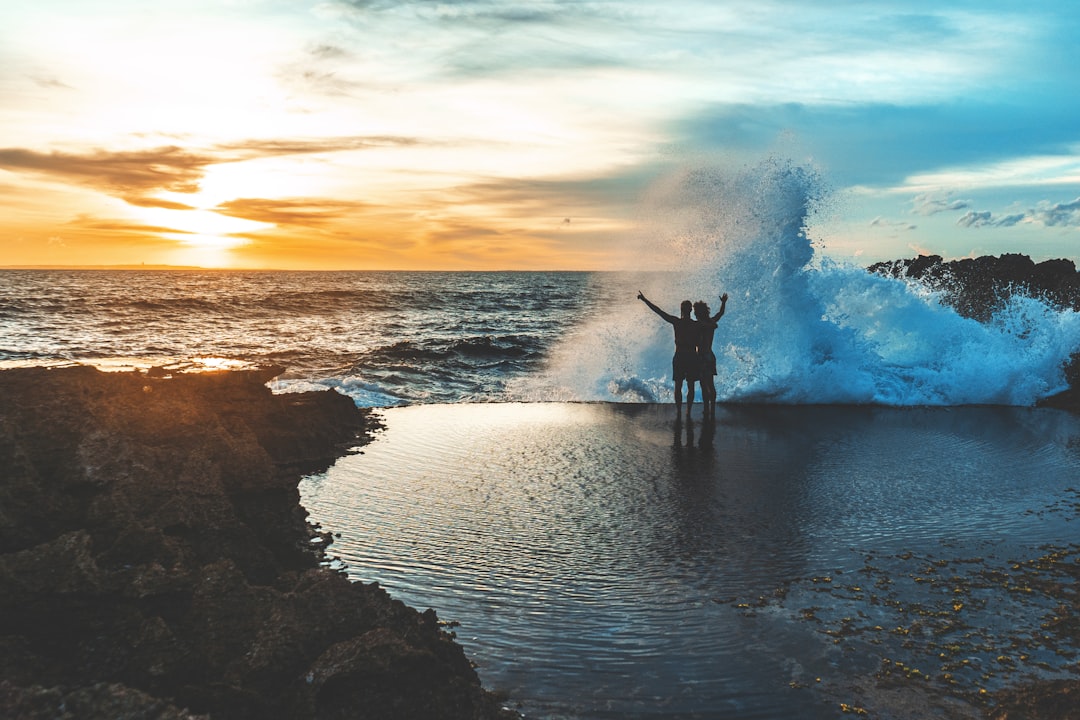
[300, 403, 1080, 719]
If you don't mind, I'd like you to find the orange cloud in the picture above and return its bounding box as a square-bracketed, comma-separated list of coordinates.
[0, 136, 633, 269]
[66, 215, 194, 237]
[0, 146, 208, 196]
[122, 196, 197, 210]
[0, 136, 423, 209]
[214, 197, 369, 226]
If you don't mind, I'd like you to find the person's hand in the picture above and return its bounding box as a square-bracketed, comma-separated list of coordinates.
[720, 293, 728, 302]
[637, 291, 645, 300]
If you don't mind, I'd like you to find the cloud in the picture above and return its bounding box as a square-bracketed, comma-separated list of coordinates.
[0, 136, 424, 206]
[911, 192, 969, 215]
[1032, 197, 1080, 227]
[870, 216, 917, 231]
[333, 0, 592, 27]
[450, 171, 651, 216]
[677, 100, 1080, 191]
[956, 196, 1080, 228]
[214, 197, 368, 226]
[122, 196, 196, 211]
[0, 146, 209, 195]
[279, 43, 380, 97]
[28, 74, 73, 90]
[995, 213, 1028, 227]
[325, 0, 648, 79]
[310, 44, 352, 60]
[218, 136, 421, 156]
[956, 210, 996, 228]
[71, 218, 194, 235]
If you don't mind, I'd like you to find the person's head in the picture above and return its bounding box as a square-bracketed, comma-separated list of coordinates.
[693, 300, 709, 319]
[680, 300, 693, 318]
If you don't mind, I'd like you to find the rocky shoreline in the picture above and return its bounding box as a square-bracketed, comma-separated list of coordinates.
[0, 365, 515, 720]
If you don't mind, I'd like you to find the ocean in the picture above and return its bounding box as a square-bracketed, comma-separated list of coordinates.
[0, 268, 604, 406]
[3, 166, 1078, 407]
[2, 259, 1078, 408]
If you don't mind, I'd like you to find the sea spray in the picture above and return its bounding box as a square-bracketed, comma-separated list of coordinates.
[520, 158, 1080, 406]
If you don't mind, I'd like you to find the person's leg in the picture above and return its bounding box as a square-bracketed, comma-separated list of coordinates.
[704, 378, 716, 417]
[686, 380, 695, 418]
[673, 356, 684, 415]
[701, 354, 717, 418]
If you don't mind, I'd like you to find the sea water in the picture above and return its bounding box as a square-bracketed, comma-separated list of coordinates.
[302, 402, 1080, 719]
[0, 269, 599, 406]
[4, 161, 1077, 407]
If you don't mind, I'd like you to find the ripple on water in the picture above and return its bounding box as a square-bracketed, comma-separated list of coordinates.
[300, 402, 1080, 719]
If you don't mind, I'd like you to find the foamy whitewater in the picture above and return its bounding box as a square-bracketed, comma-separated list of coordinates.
[521, 160, 1080, 406]
[3, 159, 1079, 406]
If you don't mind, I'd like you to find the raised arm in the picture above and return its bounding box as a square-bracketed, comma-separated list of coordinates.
[710, 293, 728, 322]
[637, 291, 677, 323]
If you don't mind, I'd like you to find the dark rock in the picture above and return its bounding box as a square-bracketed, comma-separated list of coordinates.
[988, 679, 1080, 720]
[869, 252, 1080, 322]
[0, 366, 514, 720]
[0, 679, 209, 720]
[869, 253, 1080, 411]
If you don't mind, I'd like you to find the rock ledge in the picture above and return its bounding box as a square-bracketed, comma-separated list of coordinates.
[0, 365, 513, 720]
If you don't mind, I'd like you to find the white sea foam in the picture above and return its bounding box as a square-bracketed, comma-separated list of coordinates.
[523, 158, 1080, 406]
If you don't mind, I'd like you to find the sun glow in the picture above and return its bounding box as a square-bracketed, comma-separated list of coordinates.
[136, 206, 271, 241]
[139, 206, 267, 267]
[161, 232, 247, 249]
[163, 240, 245, 269]
[187, 159, 342, 209]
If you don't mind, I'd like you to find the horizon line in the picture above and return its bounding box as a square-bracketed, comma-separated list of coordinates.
[0, 264, 614, 272]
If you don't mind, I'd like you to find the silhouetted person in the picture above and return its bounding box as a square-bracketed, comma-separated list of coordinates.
[638, 292, 698, 418]
[694, 293, 728, 419]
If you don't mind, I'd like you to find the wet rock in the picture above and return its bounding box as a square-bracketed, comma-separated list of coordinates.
[0, 365, 514, 720]
[869, 253, 1080, 322]
[869, 253, 1080, 411]
[0, 679, 209, 720]
[988, 679, 1080, 720]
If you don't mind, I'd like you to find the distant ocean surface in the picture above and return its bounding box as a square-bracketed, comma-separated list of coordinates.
[0, 269, 606, 406]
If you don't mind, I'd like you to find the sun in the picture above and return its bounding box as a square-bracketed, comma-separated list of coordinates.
[124, 201, 270, 266]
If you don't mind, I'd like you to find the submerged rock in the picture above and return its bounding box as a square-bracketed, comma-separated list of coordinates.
[0, 365, 514, 720]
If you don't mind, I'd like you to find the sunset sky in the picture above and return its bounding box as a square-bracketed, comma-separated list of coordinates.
[2, 0, 1079, 270]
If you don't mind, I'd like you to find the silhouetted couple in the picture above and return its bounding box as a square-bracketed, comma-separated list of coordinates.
[638, 290, 728, 419]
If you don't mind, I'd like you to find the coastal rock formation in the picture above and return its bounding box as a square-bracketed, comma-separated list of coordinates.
[870, 253, 1080, 410]
[868, 253, 1080, 322]
[0, 365, 513, 720]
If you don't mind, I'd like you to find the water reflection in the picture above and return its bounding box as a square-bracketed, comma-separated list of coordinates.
[301, 403, 1080, 719]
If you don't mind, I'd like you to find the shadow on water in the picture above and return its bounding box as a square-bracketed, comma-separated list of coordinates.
[301, 402, 1080, 719]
